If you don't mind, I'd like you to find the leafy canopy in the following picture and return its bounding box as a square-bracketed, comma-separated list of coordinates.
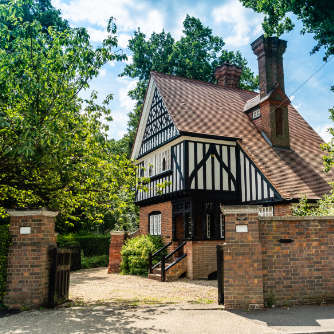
[120, 15, 259, 153]
[239, 0, 334, 61]
[0, 0, 140, 229]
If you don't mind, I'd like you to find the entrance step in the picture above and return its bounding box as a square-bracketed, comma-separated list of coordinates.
[148, 273, 162, 281]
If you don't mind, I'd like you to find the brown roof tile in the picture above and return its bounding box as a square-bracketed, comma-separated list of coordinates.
[152, 71, 333, 200]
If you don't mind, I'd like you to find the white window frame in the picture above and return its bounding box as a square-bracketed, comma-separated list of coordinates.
[252, 109, 261, 119]
[149, 213, 161, 235]
[258, 206, 273, 217]
[220, 214, 225, 239]
[206, 214, 211, 239]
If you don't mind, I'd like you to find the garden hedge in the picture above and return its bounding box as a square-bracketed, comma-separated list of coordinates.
[57, 233, 110, 257]
[120, 235, 165, 276]
[0, 225, 11, 305]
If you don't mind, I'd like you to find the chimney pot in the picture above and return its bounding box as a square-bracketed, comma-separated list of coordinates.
[215, 63, 242, 89]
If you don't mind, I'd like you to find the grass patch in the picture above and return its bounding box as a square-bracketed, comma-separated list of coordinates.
[189, 298, 215, 304]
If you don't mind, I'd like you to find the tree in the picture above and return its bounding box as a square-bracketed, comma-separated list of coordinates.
[120, 15, 259, 154]
[0, 0, 140, 230]
[239, 0, 334, 61]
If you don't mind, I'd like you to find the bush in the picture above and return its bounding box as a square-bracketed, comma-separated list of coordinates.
[81, 255, 109, 269]
[0, 225, 11, 305]
[57, 233, 110, 257]
[120, 235, 165, 276]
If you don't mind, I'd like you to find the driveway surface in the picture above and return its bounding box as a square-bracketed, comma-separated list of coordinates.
[1, 268, 334, 334]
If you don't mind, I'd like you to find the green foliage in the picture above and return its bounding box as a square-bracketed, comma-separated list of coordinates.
[239, 0, 334, 61]
[321, 97, 334, 172]
[292, 185, 334, 216]
[57, 233, 110, 256]
[120, 235, 165, 276]
[120, 15, 259, 153]
[0, 224, 11, 305]
[81, 255, 108, 269]
[0, 0, 142, 230]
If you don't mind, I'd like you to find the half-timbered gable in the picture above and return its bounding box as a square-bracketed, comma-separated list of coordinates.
[132, 35, 333, 281]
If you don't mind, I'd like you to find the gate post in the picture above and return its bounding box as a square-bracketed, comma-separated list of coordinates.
[4, 209, 58, 309]
[216, 245, 224, 305]
[222, 206, 264, 310]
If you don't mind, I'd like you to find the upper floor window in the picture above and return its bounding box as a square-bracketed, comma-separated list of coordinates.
[275, 108, 283, 136]
[252, 109, 261, 119]
[149, 212, 161, 235]
[162, 157, 167, 171]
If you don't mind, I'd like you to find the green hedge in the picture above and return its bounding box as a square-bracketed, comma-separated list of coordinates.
[0, 225, 11, 305]
[81, 255, 109, 269]
[57, 233, 110, 257]
[120, 235, 165, 276]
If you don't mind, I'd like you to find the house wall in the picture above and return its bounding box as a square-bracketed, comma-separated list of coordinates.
[221, 208, 334, 309]
[185, 240, 225, 280]
[139, 201, 173, 245]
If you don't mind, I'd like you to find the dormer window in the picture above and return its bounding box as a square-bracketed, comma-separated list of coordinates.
[252, 109, 261, 119]
[162, 157, 166, 171]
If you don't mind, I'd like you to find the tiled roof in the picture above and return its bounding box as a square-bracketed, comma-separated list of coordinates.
[151, 71, 333, 200]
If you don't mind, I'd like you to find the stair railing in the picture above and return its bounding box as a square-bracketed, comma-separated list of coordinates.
[162, 241, 187, 282]
[149, 241, 172, 274]
[149, 241, 187, 282]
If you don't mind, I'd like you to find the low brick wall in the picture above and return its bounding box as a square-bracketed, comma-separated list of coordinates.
[4, 210, 57, 309]
[222, 207, 334, 309]
[260, 216, 334, 306]
[186, 240, 225, 280]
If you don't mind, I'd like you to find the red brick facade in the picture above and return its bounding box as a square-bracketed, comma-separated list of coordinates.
[274, 203, 293, 216]
[4, 210, 57, 309]
[139, 201, 173, 244]
[222, 207, 334, 309]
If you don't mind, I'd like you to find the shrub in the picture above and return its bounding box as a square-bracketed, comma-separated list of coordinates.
[0, 225, 11, 305]
[120, 235, 165, 276]
[81, 255, 109, 269]
[57, 233, 110, 257]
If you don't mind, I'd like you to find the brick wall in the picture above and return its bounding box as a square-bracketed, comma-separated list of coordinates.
[139, 201, 173, 244]
[274, 203, 293, 216]
[223, 210, 264, 309]
[260, 216, 334, 306]
[4, 210, 57, 309]
[185, 240, 225, 280]
[108, 232, 127, 273]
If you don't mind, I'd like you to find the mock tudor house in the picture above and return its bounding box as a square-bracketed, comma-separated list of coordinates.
[130, 35, 333, 280]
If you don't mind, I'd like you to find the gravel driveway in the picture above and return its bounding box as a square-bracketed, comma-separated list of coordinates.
[70, 267, 218, 304]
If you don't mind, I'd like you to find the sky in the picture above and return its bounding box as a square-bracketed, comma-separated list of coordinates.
[52, 0, 334, 142]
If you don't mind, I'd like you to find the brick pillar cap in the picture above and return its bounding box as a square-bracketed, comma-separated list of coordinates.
[110, 231, 127, 235]
[7, 208, 58, 217]
[222, 205, 262, 214]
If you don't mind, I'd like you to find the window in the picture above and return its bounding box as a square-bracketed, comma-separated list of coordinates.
[149, 212, 161, 235]
[162, 157, 166, 171]
[185, 213, 192, 239]
[258, 206, 273, 217]
[220, 214, 225, 239]
[206, 214, 211, 239]
[252, 109, 261, 119]
[149, 165, 153, 177]
[275, 108, 283, 136]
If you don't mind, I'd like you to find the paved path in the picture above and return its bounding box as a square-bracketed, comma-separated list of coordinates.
[2, 268, 334, 333]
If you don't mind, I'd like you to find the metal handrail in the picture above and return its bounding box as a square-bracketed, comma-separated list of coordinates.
[152, 241, 172, 258]
[165, 253, 187, 271]
[165, 241, 186, 261]
[149, 241, 172, 274]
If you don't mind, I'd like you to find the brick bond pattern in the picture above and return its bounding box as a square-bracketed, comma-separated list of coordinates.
[4, 212, 57, 309]
[222, 212, 334, 309]
[108, 232, 127, 273]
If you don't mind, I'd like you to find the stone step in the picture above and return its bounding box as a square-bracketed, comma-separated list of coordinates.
[148, 273, 161, 281]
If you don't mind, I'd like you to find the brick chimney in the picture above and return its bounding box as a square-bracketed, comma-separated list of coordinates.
[251, 35, 290, 149]
[215, 63, 242, 89]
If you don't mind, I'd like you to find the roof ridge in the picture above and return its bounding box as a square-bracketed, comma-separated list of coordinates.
[150, 71, 258, 95]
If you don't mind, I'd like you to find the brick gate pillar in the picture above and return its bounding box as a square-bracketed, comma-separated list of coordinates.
[4, 209, 58, 309]
[222, 206, 264, 310]
[108, 231, 127, 273]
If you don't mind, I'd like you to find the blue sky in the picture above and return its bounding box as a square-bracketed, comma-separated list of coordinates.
[52, 0, 334, 142]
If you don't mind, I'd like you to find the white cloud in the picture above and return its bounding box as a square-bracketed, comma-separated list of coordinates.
[53, 0, 164, 36]
[125, 55, 133, 65]
[118, 79, 137, 112]
[87, 27, 107, 42]
[118, 34, 131, 49]
[316, 124, 332, 142]
[212, 0, 263, 47]
[99, 68, 107, 78]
